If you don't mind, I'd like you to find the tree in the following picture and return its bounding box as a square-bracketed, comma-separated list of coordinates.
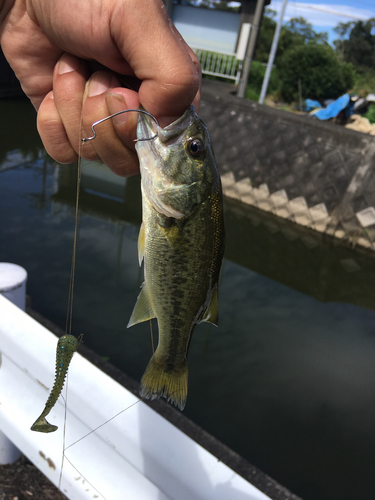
[277, 42, 355, 103]
[333, 21, 355, 61]
[285, 17, 328, 44]
[340, 19, 375, 69]
[255, 12, 328, 64]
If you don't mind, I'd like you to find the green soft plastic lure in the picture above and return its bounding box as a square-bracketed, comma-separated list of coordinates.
[31, 334, 81, 433]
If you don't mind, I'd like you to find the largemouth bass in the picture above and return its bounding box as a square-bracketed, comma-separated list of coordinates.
[128, 106, 225, 410]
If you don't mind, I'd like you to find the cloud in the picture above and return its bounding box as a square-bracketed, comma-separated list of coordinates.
[268, 1, 375, 28]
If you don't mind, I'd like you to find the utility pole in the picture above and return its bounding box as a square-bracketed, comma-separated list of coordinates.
[237, 0, 266, 98]
[259, 0, 288, 104]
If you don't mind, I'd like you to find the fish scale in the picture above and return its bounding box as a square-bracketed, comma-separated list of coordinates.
[128, 106, 225, 410]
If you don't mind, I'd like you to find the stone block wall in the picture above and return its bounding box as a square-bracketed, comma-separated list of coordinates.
[199, 80, 375, 250]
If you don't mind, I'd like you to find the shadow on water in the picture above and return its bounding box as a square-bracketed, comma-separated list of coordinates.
[2, 99, 375, 500]
[224, 196, 375, 312]
[0, 99, 43, 165]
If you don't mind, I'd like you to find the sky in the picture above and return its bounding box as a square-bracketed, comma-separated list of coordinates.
[266, 0, 375, 44]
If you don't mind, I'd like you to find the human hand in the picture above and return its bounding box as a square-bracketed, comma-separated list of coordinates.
[0, 0, 201, 176]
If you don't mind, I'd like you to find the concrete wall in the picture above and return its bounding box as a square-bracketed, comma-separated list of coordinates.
[200, 80, 375, 251]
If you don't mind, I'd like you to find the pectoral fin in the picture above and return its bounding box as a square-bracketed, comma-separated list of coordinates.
[160, 224, 184, 247]
[138, 222, 145, 266]
[127, 285, 156, 327]
[199, 287, 219, 326]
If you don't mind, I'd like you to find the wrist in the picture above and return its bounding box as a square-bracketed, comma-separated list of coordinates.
[0, 0, 15, 28]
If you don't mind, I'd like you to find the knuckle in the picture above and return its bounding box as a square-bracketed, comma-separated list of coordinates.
[47, 145, 78, 164]
[80, 149, 100, 162]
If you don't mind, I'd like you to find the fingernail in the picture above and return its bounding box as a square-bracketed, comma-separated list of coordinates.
[59, 54, 80, 75]
[88, 73, 112, 97]
[106, 93, 129, 126]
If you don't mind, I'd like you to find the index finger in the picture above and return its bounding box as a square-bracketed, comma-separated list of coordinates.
[109, 0, 201, 127]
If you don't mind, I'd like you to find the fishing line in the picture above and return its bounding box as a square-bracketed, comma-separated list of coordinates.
[59, 93, 86, 493]
[58, 105, 158, 498]
[64, 156, 82, 337]
[81, 108, 160, 359]
[63, 454, 107, 500]
[64, 398, 143, 452]
[58, 392, 68, 491]
[150, 319, 155, 354]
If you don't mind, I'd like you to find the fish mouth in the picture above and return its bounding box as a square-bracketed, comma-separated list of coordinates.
[137, 106, 196, 144]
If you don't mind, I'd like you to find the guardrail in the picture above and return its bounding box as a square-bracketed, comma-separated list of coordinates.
[0, 293, 271, 500]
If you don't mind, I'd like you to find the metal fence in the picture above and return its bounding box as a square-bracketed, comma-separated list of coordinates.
[193, 48, 242, 85]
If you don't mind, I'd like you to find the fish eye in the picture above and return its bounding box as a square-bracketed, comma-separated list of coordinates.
[187, 138, 205, 158]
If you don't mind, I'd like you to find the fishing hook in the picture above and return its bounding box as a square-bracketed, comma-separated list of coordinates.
[81, 109, 160, 144]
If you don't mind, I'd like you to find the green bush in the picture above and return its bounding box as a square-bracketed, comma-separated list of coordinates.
[246, 61, 279, 101]
[364, 104, 375, 124]
[277, 42, 355, 103]
[352, 68, 375, 96]
[246, 86, 260, 101]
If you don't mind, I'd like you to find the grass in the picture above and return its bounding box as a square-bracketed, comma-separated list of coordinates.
[352, 69, 375, 97]
[364, 104, 375, 124]
[246, 86, 260, 101]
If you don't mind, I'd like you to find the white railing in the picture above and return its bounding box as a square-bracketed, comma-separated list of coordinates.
[191, 23, 251, 86]
[193, 48, 243, 85]
[0, 292, 271, 500]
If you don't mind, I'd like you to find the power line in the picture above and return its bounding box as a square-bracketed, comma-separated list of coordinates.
[290, 3, 371, 20]
[269, 1, 374, 21]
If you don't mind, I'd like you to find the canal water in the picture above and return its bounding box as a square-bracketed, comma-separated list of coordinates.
[1, 98, 375, 500]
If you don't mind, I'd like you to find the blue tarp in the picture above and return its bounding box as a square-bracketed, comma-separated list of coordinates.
[305, 99, 322, 111]
[313, 93, 351, 120]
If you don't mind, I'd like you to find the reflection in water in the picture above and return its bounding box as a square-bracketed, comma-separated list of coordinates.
[2, 99, 375, 500]
[57, 161, 375, 313]
[225, 197, 375, 312]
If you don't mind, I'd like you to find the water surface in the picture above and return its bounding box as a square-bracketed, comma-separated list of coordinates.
[1, 98, 375, 500]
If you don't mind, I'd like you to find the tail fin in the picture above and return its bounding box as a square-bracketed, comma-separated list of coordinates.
[30, 416, 57, 433]
[139, 351, 188, 410]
